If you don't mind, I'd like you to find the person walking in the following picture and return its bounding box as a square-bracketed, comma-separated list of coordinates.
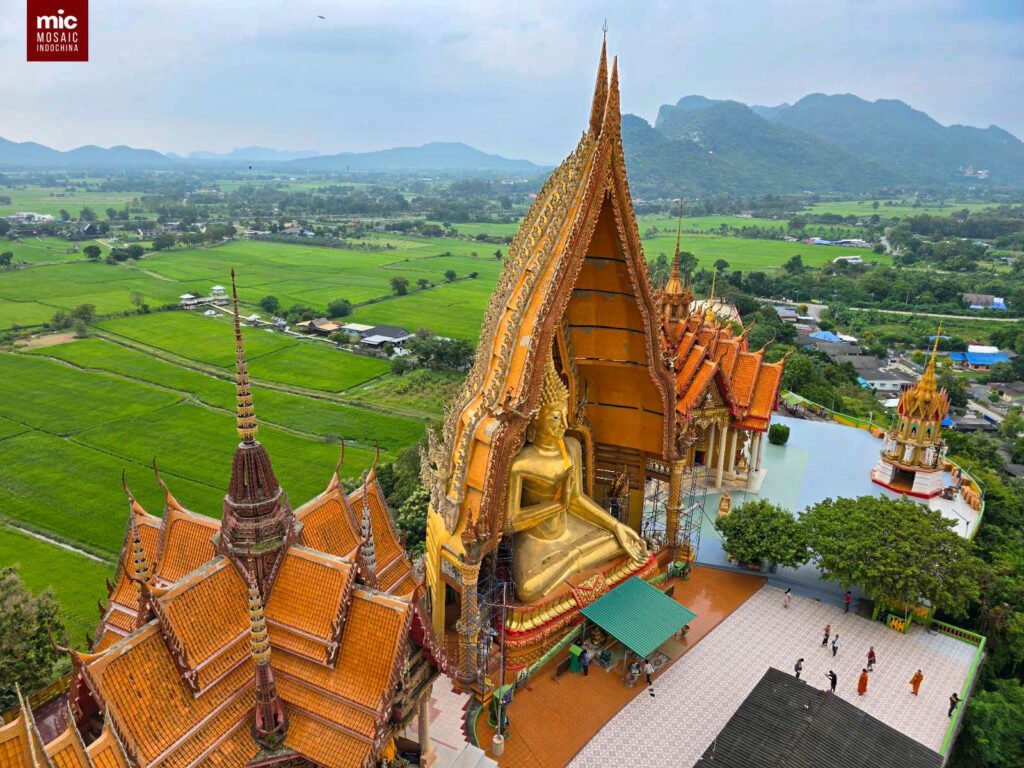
[867, 646, 877, 671]
[857, 669, 869, 696]
[784, 587, 792, 609]
[580, 648, 590, 677]
[821, 624, 831, 648]
[844, 590, 853, 613]
[948, 693, 961, 718]
[831, 633, 841, 657]
[909, 670, 924, 696]
[825, 670, 837, 693]
[794, 658, 804, 680]
[644, 659, 655, 687]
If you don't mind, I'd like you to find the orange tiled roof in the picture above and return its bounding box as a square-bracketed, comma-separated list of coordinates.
[191, 723, 257, 768]
[153, 506, 218, 585]
[294, 490, 361, 560]
[283, 713, 373, 768]
[346, 476, 415, 597]
[85, 722, 128, 768]
[44, 715, 90, 768]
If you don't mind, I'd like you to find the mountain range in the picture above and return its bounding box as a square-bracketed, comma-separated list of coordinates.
[0, 138, 541, 173]
[2, 94, 1022, 192]
[620, 94, 1024, 197]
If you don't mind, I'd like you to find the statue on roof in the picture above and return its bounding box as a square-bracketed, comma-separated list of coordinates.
[506, 355, 647, 602]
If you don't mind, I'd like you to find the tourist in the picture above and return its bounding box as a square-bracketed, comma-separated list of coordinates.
[644, 658, 655, 686]
[948, 693, 961, 718]
[831, 633, 841, 657]
[784, 587, 792, 609]
[909, 670, 924, 696]
[844, 590, 853, 613]
[794, 658, 804, 680]
[857, 669, 869, 696]
[580, 648, 590, 677]
[821, 624, 831, 647]
[825, 670, 837, 693]
[867, 646, 877, 671]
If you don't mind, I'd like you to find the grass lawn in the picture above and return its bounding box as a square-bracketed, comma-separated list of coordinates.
[0, 525, 114, 645]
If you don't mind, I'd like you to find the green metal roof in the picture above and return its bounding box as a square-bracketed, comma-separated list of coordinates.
[580, 577, 697, 659]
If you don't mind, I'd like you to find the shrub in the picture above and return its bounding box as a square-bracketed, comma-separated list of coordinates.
[768, 423, 790, 445]
[714, 500, 808, 568]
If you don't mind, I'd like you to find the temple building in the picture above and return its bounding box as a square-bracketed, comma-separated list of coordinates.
[422, 38, 784, 686]
[872, 336, 950, 498]
[0, 277, 443, 768]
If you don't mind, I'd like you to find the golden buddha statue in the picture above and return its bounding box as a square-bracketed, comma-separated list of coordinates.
[506, 358, 647, 603]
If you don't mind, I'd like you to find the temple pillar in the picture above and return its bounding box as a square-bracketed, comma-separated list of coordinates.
[715, 426, 728, 488]
[455, 557, 482, 686]
[726, 429, 738, 474]
[705, 424, 717, 469]
[756, 431, 766, 471]
[665, 459, 684, 562]
[418, 687, 436, 768]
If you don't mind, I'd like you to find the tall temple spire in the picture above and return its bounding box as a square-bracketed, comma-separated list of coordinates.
[122, 471, 152, 628]
[247, 573, 286, 745]
[231, 269, 258, 444]
[220, 272, 293, 590]
[588, 25, 609, 135]
[664, 202, 691, 302]
[918, 322, 943, 394]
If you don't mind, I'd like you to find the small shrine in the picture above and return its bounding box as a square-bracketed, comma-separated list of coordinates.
[872, 334, 950, 499]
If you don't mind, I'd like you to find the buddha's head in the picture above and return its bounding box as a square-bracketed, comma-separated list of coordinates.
[533, 357, 569, 444]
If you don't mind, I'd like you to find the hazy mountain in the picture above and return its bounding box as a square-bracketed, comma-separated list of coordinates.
[750, 102, 791, 121]
[772, 94, 1024, 185]
[622, 98, 899, 197]
[187, 146, 321, 162]
[283, 142, 542, 172]
[0, 137, 172, 169]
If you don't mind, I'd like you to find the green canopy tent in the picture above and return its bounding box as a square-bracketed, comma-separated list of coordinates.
[580, 577, 698, 660]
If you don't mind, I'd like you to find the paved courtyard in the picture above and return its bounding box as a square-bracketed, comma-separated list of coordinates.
[570, 586, 976, 767]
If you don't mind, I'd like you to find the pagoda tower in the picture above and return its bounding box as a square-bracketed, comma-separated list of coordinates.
[872, 333, 950, 498]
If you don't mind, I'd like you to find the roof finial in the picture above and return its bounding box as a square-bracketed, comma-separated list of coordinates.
[589, 29, 609, 135]
[672, 200, 684, 278]
[247, 571, 287, 745]
[231, 270, 258, 444]
[602, 19, 608, 38]
[247, 575, 271, 665]
[705, 272, 717, 323]
[358, 470, 379, 586]
[121, 470, 151, 587]
[919, 322, 943, 395]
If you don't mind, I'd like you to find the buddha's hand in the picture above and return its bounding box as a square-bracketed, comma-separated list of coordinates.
[615, 523, 647, 563]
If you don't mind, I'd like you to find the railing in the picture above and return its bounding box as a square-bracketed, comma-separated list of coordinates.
[0, 673, 72, 724]
[780, 390, 886, 433]
[936, 623, 987, 757]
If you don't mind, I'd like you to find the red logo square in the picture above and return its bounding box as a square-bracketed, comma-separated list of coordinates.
[27, 0, 88, 62]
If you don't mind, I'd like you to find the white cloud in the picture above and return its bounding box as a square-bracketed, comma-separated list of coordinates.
[0, 0, 1020, 163]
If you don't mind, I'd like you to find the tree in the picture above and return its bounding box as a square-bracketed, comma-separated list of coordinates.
[0, 251, 12, 267]
[953, 678, 1024, 768]
[126, 244, 145, 259]
[58, 209, 71, 222]
[783, 254, 805, 274]
[713, 258, 729, 273]
[802, 496, 984, 616]
[416, 278, 430, 290]
[494, 249, 503, 260]
[105, 208, 118, 221]
[79, 207, 96, 222]
[444, 270, 457, 282]
[131, 292, 144, 310]
[151, 234, 176, 251]
[83, 245, 101, 260]
[326, 298, 352, 318]
[649, 253, 670, 288]
[73, 303, 96, 322]
[394, 485, 430, 557]
[50, 309, 73, 329]
[714, 500, 808, 568]
[0, 567, 68, 711]
[390, 277, 409, 296]
[768, 423, 790, 445]
[259, 295, 281, 315]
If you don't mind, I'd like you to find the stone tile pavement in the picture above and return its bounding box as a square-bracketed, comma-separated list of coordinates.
[570, 586, 975, 767]
[404, 675, 476, 766]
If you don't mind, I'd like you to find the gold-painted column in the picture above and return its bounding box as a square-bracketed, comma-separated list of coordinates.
[455, 546, 484, 686]
[715, 425, 728, 488]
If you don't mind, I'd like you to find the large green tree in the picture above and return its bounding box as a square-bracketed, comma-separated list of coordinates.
[0, 567, 68, 711]
[954, 679, 1024, 768]
[714, 499, 808, 568]
[802, 496, 984, 616]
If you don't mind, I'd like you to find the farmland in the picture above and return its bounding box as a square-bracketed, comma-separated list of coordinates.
[806, 200, 998, 218]
[0, 185, 143, 218]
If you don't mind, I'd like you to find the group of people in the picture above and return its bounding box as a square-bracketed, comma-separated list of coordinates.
[792, 619, 962, 719]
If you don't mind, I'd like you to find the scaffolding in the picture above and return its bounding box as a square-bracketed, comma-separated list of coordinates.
[642, 459, 709, 564]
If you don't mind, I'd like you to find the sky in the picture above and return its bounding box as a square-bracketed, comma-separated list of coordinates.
[2, 0, 1023, 164]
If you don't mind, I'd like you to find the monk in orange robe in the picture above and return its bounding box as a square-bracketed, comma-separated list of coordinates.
[909, 669, 924, 696]
[857, 669, 869, 696]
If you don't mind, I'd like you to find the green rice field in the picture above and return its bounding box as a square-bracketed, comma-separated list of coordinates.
[0, 236, 111, 264]
[0, 186, 143, 218]
[806, 200, 998, 218]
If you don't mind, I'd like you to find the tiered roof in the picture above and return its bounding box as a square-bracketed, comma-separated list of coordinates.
[11, 274, 431, 768]
[658, 265, 784, 433]
[897, 334, 949, 423]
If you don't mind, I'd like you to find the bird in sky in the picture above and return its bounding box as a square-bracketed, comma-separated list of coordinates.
[317, 15, 326, 19]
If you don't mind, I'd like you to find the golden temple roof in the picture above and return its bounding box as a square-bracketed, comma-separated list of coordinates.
[898, 332, 950, 422]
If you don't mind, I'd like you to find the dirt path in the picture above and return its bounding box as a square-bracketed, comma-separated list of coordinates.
[3, 521, 112, 564]
[848, 307, 1021, 322]
[14, 332, 78, 350]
